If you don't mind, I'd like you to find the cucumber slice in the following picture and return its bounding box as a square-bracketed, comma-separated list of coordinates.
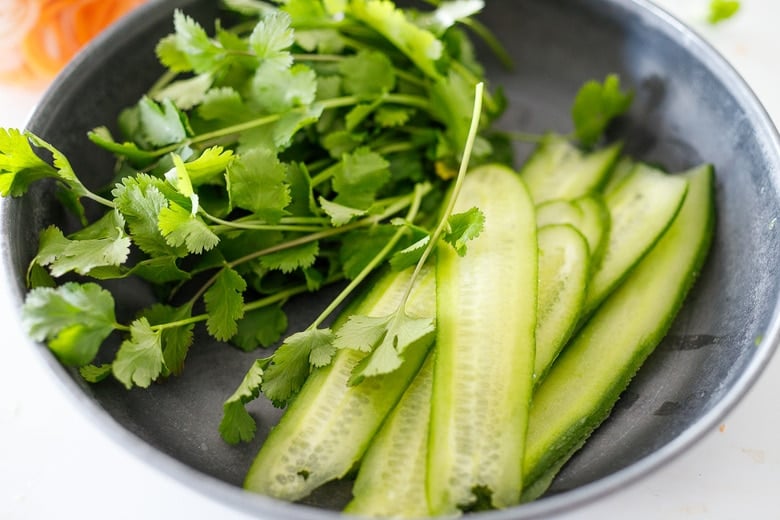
[534, 224, 590, 384]
[243, 266, 435, 501]
[522, 164, 715, 500]
[521, 133, 621, 204]
[428, 164, 537, 513]
[536, 195, 610, 269]
[582, 163, 689, 319]
[602, 155, 637, 195]
[344, 354, 434, 517]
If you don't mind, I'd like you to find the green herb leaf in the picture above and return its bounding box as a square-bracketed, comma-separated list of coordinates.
[22, 282, 117, 366]
[348, 0, 443, 79]
[142, 303, 195, 376]
[204, 267, 247, 341]
[226, 148, 290, 222]
[319, 197, 365, 226]
[261, 327, 335, 407]
[0, 128, 60, 197]
[571, 74, 633, 148]
[79, 363, 114, 383]
[158, 202, 220, 254]
[112, 317, 165, 389]
[708, 0, 741, 24]
[248, 10, 294, 70]
[259, 240, 319, 273]
[33, 212, 132, 277]
[332, 148, 391, 209]
[338, 50, 396, 100]
[336, 311, 434, 385]
[113, 174, 184, 257]
[232, 305, 288, 351]
[443, 206, 484, 256]
[219, 358, 268, 444]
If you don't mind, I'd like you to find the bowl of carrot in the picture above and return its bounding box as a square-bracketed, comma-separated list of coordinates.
[1, 0, 779, 518]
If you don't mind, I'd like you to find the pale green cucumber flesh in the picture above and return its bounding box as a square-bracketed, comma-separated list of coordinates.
[522, 164, 715, 498]
[535, 195, 610, 270]
[244, 266, 436, 501]
[534, 224, 590, 385]
[521, 134, 622, 204]
[345, 354, 434, 518]
[582, 163, 689, 319]
[427, 164, 537, 514]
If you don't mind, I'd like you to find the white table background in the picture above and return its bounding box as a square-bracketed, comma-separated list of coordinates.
[1, 1, 779, 518]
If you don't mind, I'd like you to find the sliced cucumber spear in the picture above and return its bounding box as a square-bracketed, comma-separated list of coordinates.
[536, 195, 610, 270]
[582, 163, 689, 319]
[243, 266, 435, 501]
[534, 224, 590, 384]
[344, 354, 435, 517]
[521, 133, 622, 203]
[522, 163, 715, 500]
[427, 163, 537, 514]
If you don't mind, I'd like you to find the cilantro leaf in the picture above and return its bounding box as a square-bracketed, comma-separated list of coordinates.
[332, 148, 391, 209]
[708, 0, 741, 24]
[204, 267, 247, 341]
[232, 305, 288, 351]
[443, 206, 484, 256]
[226, 148, 290, 222]
[33, 212, 132, 277]
[250, 62, 318, 113]
[335, 311, 434, 386]
[261, 327, 335, 407]
[87, 255, 191, 284]
[0, 128, 61, 197]
[79, 363, 113, 383]
[112, 317, 165, 389]
[163, 10, 231, 74]
[220, 358, 267, 444]
[571, 74, 633, 148]
[389, 235, 429, 271]
[142, 303, 195, 376]
[126, 96, 189, 149]
[248, 10, 294, 70]
[113, 174, 183, 257]
[318, 196, 365, 226]
[374, 106, 415, 128]
[87, 126, 157, 163]
[151, 73, 214, 111]
[185, 146, 234, 185]
[22, 282, 117, 366]
[158, 202, 220, 254]
[259, 240, 319, 273]
[197, 87, 247, 123]
[338, 50, 396, 100]
[348, 0, 443, 79]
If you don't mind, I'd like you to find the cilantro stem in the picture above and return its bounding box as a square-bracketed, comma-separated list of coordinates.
[200, 210, 327, 233]
[399, 82, 484, 306]
[186, 183, 432, 308]
[308, 182, 427, 330]
[153, 280, 339, 332]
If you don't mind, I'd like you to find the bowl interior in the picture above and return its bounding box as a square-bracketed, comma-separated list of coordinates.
[4, 0, 780, 517]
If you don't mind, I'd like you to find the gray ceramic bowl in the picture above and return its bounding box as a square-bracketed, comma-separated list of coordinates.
[2, 0, 780, 518]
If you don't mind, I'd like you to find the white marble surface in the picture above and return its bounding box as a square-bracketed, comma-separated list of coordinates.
[1, 1, 779, 518]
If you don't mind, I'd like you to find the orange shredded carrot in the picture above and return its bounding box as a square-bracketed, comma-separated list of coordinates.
[1, 0, 147, 88]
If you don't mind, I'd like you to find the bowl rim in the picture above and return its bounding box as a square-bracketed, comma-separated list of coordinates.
[3, 0, 780, 518]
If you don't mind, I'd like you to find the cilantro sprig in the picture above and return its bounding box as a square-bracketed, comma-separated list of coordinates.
[4, 2, 502, 417]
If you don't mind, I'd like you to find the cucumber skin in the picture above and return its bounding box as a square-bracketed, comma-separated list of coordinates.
[243, 267, 435, 501]
[522, 164, 715, 499]
[427, 164, 538, 514]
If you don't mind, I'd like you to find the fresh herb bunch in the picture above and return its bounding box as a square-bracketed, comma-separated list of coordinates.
[2, 1, 505, 426]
